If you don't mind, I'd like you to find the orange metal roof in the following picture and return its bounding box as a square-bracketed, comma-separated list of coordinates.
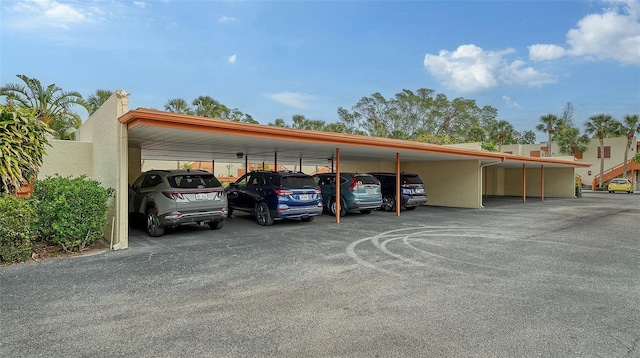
[120, 108, 591, 169]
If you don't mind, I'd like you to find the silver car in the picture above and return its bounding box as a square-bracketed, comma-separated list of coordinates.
[128, 169, 228, 237]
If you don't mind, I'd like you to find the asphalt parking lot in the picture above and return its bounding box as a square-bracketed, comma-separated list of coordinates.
[1, 191, 639, 357]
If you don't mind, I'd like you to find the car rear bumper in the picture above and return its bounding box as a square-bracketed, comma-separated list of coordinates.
[404, 195, 428, 207]
[347, 200, 383, 211]
[273, 205, 323, 219]
[159, 209, 227, 227]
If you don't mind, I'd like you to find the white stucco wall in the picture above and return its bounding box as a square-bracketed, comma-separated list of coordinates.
[76, 92, 130, 249]
[39, 141, 94, 179]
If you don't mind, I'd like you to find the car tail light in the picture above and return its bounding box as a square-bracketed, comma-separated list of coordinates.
[315, 188, 321, 194]
[274, 189, 293, 196]
[162, 191, 185, 200]
[348, 175, 358, 191]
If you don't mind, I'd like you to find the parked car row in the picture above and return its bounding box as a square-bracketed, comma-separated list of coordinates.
[129, 169, 428, 237]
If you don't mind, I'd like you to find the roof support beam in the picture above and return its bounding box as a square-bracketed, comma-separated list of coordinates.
[522, 164, 527, 203]
[541, 165, 545, 201]
[335, 148, 341, 224]
[396, 153, 401, 217]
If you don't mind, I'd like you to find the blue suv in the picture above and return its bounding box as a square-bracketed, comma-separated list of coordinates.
[225, 171, 323, 226]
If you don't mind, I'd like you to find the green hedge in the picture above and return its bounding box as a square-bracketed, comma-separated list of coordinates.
[0, 196, 34, 264]
[32, 175, 113, 253]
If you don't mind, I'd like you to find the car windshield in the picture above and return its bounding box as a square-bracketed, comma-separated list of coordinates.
[612, 179, 627, 184]
[278, 175, 318, 189]
[168, 174, 222, 189]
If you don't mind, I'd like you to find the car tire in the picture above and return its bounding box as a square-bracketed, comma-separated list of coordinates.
[405, 206, 417, 211]
[255, 202, 274, 226]
[300, 216, 315, 222]
[329, 197, 346, 217]
[360, 209, 372, 214]
[381, 193, 396, 212]
[208, 220, 224, 230]
[146, 207, 165, 237]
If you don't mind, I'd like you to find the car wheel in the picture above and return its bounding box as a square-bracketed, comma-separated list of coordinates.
[255, 202, 274, 226]
[381, 193, 396, 212]
[329, 197, 346, 217]
[146, 207, 165, 237]
[208, 220, 224, 230]
[300, 216, 314, 222]
[360, 209, 372, 214]
[405, 206, 417, 211]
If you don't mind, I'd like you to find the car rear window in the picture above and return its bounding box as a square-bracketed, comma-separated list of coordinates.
[168, 174, 222, 189]
[402, 174, 423, 185]
[354, 174, 379, 185]
[612, 179, 627, 184]
[278, 175, 318, 189]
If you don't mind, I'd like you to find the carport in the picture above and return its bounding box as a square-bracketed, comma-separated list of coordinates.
[120, 108, 589, 218]
[43, 94, 589, 251]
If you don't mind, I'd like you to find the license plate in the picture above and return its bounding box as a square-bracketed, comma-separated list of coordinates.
[366, 188, 376, 194]
[196, 193, 207, 200]
[298, 194, 309, 200]
[415, 188, 424, 194]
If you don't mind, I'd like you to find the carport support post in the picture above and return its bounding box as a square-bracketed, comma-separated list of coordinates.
[274, 152, 278, 170]
[299, 158, 302, 171]
[211, 160, 214, 174]
[396, 153, 401, 217]
[335, 148, 341, 224]
[541, 165, 545, 201]
[244, 156, 248, 174]
[522, 164, 527, 203]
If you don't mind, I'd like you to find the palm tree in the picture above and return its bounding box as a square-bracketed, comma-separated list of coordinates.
[489, 120, 515, 151]
[164, 98, 193, 115]
[585, 114, 617, 188]
[536, 114, 562, 156]
[49, 111, 82, 140]
[618, 114, 640, 181]
[0, 74, 88, 127]
[87, 89, 114, 114]
[555, 126, 590, 157]
[192, 96, 229, 118]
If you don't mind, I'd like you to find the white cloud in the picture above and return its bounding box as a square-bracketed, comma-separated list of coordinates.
[423, 44, 555, 94]
[529, 0, 640, 65]
[528, 44, 566, 61]
[502, 95, 520, 107]
[133, 1, 149, 9]
[5, 0, 91, 29]
[218, 16, 236, 23]
[263, 92, 316, 109]
[227, 54, 237, 64]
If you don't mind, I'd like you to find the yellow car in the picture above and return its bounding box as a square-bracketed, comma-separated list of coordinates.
[607, 178, 634, 193]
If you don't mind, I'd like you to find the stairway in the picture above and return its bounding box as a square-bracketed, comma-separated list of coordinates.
[591, 160, 640, 189]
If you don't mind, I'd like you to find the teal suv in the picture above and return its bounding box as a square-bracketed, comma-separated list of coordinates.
[313, 173, 382, 216]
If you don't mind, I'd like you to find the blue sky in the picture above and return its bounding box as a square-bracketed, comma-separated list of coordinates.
[1, 0, 639, 141]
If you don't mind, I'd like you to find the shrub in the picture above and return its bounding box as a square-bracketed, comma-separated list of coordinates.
[0, 195, 34, 264]
[32, 175, 113, 253]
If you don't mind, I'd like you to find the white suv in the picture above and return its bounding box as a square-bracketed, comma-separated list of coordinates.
[128, 170, 228, 237]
